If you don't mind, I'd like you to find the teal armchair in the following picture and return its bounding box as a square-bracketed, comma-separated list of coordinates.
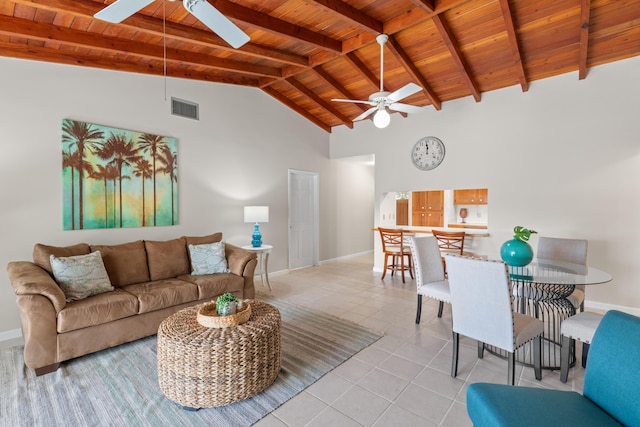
[466, 310, 640, 427]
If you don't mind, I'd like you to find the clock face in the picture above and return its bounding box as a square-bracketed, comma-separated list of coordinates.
[411, 136, 445, 170]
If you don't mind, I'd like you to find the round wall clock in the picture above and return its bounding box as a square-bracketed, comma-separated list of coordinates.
[411, 136, 445, 170]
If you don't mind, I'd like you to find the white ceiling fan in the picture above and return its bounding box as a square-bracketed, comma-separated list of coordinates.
[332, 34, 424, 128]
[94, 0, 250, 49]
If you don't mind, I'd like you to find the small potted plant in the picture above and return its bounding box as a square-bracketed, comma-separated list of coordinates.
[216, 292, 238, 316]
[500, 226, 538, 266]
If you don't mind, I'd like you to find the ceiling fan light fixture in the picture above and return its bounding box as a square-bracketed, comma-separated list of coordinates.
[373, 108, 391, 128]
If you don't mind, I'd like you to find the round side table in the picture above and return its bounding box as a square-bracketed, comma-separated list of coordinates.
[242, 245, 273, 291]
[157, 300, 281, 409]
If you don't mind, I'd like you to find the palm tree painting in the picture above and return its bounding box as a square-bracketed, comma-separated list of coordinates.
[62, 119, 178, 230]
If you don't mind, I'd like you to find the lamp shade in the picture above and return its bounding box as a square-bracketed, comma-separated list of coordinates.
[373, 108, 391, 128]
[244, 206, 269, 223]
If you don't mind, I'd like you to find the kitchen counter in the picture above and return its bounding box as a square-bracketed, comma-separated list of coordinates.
[448, 223, 488, 230]
[373, 227, 489, 237]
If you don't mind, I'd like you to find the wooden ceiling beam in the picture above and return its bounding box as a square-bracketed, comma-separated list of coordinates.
[262, 86, 332, 133]
[313, 67, 370, 113]
[0, 39, 260, 85]
[386, 36, 442, 110]
[0, 15, 282, 78]
[310, 0, 383, 34]
[578, 0, 592, 80]
[13, 0, 309, 66]
[498, 0, 528, 91]
[344, 51, 381, 91]
[408, 0, 435, 13]
[211, 0, 342, 52]
[431, 14, 481, 102]
[285, 77, 354, 128]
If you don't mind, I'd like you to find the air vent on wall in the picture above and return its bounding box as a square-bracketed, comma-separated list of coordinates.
[171, 97, 199, 120]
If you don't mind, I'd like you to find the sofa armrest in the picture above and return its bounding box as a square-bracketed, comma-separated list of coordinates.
[225, 244, 256, 277]
[7, 261, 67, 313]
[225, 244, 258, 299]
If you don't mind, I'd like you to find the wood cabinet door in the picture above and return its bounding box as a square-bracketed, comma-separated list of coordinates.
[396, 199, 408, 225]
[427, 190, 444, 211]
[476, 188, 488, 204]
[454, 189, 476, 205]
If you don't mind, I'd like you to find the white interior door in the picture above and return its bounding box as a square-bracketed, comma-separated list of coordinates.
[288, 169, 319, 269]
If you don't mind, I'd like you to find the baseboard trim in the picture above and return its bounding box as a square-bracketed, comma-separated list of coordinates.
[319, 250, 374, 265]
[585, 301, 640, 317]
[0, 328, 22, 342]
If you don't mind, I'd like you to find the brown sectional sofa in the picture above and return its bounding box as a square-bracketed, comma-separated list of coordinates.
[7, 232, 257, 376]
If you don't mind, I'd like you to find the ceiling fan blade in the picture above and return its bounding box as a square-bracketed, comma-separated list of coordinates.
[184, 0, 250, 49]
[386, 82, 423, 103]
[94, 0, 155, 23]
[353, 106, 378, 122]
[388, 102, 425, 114]
[332, 98, 377, 106]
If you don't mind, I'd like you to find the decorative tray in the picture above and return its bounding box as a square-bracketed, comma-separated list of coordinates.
[196, 302, 251, 328]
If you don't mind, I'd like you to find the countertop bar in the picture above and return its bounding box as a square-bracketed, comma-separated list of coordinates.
[373, 227, 490, 237]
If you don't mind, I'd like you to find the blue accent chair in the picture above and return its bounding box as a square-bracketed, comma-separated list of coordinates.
[466, 310, 640, 427]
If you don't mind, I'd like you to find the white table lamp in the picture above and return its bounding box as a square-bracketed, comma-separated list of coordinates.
[244, 206, 269, 247]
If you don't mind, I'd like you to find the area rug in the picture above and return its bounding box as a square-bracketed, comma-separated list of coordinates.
[0, 297, 382, 427]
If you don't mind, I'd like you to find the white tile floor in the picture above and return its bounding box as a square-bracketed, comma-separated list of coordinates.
[254, 253, 586, 427]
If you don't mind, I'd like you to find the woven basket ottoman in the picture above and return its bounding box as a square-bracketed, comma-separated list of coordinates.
[157, 300, 281, 409]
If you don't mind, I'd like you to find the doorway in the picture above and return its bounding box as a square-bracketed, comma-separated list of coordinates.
[288, 169, 319, 269]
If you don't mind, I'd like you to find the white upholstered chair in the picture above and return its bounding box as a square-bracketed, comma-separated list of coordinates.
[560, 311, 604, 383]
[445, 254, 543, 385]
[410, 236, 450, 323]
[537, 236, 588, 312]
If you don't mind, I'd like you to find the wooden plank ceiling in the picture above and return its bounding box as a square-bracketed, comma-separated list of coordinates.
[2, 0, 639, 132]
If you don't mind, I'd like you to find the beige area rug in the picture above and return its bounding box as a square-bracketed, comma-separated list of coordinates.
[1, 297, 382, 427]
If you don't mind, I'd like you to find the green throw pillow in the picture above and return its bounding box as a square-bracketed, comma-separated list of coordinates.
[188, 242, 230, 275]
[50, 251, 114, 302]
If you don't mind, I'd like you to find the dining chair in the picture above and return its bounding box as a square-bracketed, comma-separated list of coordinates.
[445, 254, 543, 385]
[378, 227, 414, 283]
[537, 236, 588, 312]
[410, 236, 450, 323]
[560, 311, 604, 383]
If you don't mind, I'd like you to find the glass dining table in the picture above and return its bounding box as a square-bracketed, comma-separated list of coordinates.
[504, 258, 612, 370]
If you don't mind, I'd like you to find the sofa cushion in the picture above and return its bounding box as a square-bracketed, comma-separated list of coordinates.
[90, 241, 149, 287]
[122, 279, 198, 314]
[188, 242, 230, 275]
[50, 251, 114, 302]
[144, 238, 190, 281]
[33, 243, 91, 275]
[57, 288, 139, 333]
[178, 273, 244, 300]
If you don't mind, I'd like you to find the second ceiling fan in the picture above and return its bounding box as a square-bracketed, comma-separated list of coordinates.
[333, 34, 425, 128]
[94, 0, 250, 49]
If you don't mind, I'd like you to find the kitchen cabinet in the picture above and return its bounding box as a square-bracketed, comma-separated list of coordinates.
[454, 188, 488, 205]
[412, 190, 444, 226]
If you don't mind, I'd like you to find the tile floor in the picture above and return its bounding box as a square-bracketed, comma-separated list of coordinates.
[254, 253, 587, 427]
[1, 253, 588, 426]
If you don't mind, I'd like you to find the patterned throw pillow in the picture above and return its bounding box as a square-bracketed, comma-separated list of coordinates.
[188, 242, 230, 275]
[50, 251, 114, 302]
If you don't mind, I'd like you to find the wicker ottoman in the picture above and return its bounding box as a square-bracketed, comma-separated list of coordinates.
[157, 300, 281, 409]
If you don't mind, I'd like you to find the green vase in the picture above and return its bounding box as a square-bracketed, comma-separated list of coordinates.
[500, 238, 533, 267]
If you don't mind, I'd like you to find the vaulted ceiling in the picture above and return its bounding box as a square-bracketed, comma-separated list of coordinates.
[2, 0, 639, 132]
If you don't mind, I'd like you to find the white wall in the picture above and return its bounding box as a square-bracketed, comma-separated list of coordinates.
[0, 57, 375, 334]
[331, 56, 640, 313]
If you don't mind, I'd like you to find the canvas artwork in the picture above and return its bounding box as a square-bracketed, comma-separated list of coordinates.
[62, 119, 178, 230]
